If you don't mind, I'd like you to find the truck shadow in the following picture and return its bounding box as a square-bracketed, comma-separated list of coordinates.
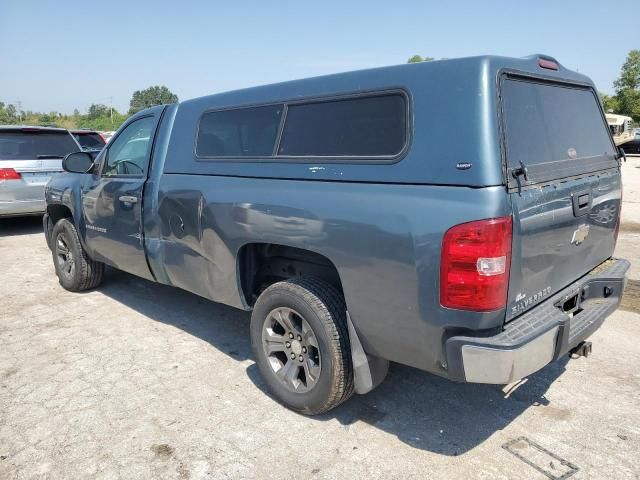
[246, 359, 568, 456]
[99, 268, 568, 456]
[0, 216, 43, 237]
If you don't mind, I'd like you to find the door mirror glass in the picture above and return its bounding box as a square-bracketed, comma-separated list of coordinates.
[63, 151, 95, 173]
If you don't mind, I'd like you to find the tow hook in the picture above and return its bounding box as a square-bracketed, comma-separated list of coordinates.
[569, 341, 592, 358]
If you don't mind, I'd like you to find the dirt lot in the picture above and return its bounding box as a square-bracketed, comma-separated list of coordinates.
[1, 160, 640, 479]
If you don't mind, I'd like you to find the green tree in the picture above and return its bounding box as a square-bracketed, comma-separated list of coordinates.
[88, 104, 110, 120]
[599, 93, 619, 113]
[128, 85, 178, 115]
[5, 104, 17, 120]
[407, 55, 435, 64]
[614, 50, 640, 92]
[38, 114, 53, 125]
[613, 50, 640, 122]
[0, 103, 8, 124]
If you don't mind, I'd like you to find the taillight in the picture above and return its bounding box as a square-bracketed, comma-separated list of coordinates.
[0, 168, 21, 180]
[440, 216, 513, 311]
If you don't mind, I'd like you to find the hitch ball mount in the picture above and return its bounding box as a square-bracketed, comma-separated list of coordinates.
[569, 341, 592, 358]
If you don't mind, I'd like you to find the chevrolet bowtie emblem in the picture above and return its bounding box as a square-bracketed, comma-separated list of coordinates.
[571, 224, 590, 245]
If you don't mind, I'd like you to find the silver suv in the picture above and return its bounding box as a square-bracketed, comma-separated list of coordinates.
[0, 126, 80, 217]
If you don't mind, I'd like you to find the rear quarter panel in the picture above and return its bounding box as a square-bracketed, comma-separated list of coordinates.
[146, 175, 511, 373]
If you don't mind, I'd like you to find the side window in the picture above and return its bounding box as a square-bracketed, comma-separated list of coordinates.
[278, 94, 407, 157]
[103, 116, 156, 176]
[196, 104, 283, 157]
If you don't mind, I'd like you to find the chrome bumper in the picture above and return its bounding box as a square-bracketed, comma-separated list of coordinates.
[445, 258, 630, 384]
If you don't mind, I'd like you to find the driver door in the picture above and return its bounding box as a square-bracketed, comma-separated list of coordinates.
[81, 113, 161, 280]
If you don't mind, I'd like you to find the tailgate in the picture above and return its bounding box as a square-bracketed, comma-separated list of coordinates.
[500, 75, 621, 321]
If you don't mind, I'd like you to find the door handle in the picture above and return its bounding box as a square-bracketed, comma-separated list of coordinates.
[119, 195, 138, 204]
[578, 194, 590, 209]
[571, 190, 591, 217]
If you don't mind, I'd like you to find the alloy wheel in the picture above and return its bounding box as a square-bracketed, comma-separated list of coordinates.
[261, 307, 321, 392]
[55, 233, 75, 279]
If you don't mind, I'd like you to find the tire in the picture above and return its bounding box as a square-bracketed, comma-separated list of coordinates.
[250, 277, 354, 415]
[51, 218, 104, 291]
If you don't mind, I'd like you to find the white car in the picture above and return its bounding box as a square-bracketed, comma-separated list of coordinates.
[0, 126, 80, 217]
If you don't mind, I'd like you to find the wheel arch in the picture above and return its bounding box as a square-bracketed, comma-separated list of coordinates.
[46, 203, 73, 225]
[44, 204, 73, 250]
[236, 242, 345, 308]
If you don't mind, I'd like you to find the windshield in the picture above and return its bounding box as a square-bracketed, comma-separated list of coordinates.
[502, 79, 615, 169]
[0, 131, 79, 160]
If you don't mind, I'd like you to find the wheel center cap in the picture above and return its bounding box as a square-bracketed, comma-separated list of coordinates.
[291, 340, 302, 355]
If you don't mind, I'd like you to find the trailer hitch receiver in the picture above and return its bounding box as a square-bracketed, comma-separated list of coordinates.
[569, 341, 592, 358]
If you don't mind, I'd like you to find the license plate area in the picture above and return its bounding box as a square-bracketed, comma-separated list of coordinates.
[20, 172, 55, 184]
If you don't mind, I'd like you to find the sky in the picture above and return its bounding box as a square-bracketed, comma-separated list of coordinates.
[1, 0, 637, 114]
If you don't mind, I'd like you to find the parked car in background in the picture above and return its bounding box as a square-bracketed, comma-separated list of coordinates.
[71, 129, 106, 151]
[621, 132, 640, 155]
[44, 55, 628, 415]
[606, 113, 634, 146]
[99, 131, 116, 143]
[0, 126, 80, 217]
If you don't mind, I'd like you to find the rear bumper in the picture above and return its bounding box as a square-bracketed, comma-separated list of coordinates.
[0, 181, 46, 216]
[0, 198, 45, 216]
[445, 258, 630, 384]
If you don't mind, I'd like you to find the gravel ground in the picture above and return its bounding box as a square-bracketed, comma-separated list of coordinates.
[1, 160, 640, 479]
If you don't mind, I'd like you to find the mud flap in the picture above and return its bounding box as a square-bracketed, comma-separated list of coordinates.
[346, 312, 389, 394]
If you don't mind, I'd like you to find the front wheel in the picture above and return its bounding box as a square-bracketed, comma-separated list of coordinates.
[250, 277, 354, 415]
[51, 218, 104, 291]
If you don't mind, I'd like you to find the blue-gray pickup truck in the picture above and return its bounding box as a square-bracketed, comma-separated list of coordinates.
[44, 54, 629, 414]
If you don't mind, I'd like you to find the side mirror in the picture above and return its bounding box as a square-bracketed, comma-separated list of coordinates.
[63, 151, 95, 173]
[618, 147, 627, 163]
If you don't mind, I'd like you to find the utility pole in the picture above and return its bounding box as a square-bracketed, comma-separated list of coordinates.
[109, 96, 113, 124]
[16, 101, 22, 122]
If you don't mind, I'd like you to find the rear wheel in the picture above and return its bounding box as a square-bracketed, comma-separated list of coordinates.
[250, 277, 353, 415]
[52, 218, 104, 291]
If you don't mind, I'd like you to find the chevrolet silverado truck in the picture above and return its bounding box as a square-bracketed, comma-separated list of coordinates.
[44, 54, 629, 415]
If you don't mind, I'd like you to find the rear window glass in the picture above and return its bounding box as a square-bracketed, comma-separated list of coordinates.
[74, 133, 105, 149]
[502, 80, 614, 168]
[197, 104, 283, 157]
[278, 94, 406, 157]
[0, 131, 78, 160]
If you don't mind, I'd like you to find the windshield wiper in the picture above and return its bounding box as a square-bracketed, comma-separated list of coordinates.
[37, 155, 65, 159]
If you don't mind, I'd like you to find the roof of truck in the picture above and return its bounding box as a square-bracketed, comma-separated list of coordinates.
[159, 54, 599, 187]
[181, 54, 592, 108]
